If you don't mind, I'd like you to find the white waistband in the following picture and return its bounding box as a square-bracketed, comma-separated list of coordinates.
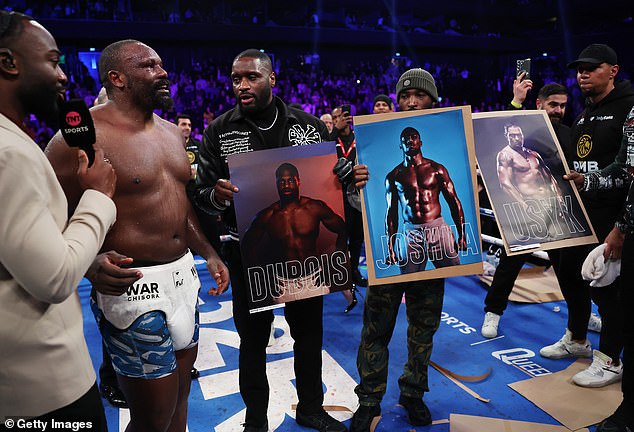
[96, 251, 200, 347]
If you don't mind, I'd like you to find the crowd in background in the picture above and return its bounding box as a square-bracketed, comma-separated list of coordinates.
[25, 53, 610, 149]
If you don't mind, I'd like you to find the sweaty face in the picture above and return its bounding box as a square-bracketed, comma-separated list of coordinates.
[232, 57, 275, 114]
[276, 170, 300, 200]
[373, 101, 392, 114]
[576, 62, 616, 100]
[122, 43, 173, 111]
[12, 20, 68, 122]
[398, 89, 433, 111]
[537, 94, 567, 124]
[505, 126, 524, 149]
[177, 118, 192, 138]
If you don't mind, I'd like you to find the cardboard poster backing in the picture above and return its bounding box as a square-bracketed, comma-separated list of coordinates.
[354, 106, 483, 285]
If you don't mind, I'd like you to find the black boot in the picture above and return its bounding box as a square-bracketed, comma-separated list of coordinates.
[399, 395, 431, 426]
[99, 382, 127, 408]
[350, 404, 380, 432]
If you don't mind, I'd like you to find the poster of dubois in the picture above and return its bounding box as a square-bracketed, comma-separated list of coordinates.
[355, 106, 483, 286]
[229, 142, 353, 313]
[472, 110, 596, 255]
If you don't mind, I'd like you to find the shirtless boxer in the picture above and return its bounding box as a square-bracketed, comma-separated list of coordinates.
[497, 123, 564, 204]
[497, 123, 566, 239]
[46, 39, 228, 432]
[242, 163, 347, 302]
[385, 126, 466, 272]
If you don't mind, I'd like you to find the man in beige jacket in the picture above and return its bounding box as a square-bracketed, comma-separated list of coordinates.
[0, 10, 116, 427]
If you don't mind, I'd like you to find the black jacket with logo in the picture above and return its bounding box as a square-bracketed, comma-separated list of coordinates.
[570, 80, 634, 232]
[194, 96, 330, 238]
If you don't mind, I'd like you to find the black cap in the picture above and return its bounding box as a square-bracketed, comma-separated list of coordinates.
[567, 44, 617, 68]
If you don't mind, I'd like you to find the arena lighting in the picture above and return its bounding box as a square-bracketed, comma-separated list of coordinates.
[356, 79, 360, 84]
[259, 49, 265, 52]
[395, 52, 401, 57]
[542, 52, 548, 57]
[89, 47, 95, 52]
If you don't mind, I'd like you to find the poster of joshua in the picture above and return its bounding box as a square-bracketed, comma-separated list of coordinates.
[355, 106, 483, 285]
[229, 141, 352, 313]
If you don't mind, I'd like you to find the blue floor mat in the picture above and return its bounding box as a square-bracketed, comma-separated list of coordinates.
[79, 258, 602, 431]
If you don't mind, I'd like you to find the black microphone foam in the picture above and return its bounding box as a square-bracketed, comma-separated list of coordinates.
[58, 99, 97, 166]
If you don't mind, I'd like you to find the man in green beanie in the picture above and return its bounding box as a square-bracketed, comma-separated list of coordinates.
[350, 68, 451, 431]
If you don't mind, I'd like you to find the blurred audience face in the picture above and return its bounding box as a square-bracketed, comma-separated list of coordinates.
[320, 113, 333, 133]
[373, 100, 392, 114]
[177, 117, 192, 139]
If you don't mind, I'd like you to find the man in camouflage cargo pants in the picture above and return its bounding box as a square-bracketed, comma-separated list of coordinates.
[350, 68, 450, 431]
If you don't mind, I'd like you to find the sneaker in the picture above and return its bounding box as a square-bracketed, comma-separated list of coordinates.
[350, 404, 381, 432]
[572, 350, 623, 387]
[596, 402, 634, 432]
[398, 395, 431, 426]
[296, 408, 347, 432]
[588, 313, 602, 333]
[481, 312, 500, 338]
[539, 329, 592, 359]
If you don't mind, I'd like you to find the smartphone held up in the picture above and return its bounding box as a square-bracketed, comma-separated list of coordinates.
[516, 58, 531, 81]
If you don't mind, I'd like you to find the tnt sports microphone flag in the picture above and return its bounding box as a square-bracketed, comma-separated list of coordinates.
[58, 98, 96, 166]
[228, 141, 353, 313]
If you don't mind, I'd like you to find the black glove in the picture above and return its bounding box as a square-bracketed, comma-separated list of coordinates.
[333, 157, 353, 184]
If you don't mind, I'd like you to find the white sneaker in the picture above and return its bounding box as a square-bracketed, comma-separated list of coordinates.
[588, 313, 602, 333]
[481, 312, 500, 338]
[539, 329, 592, 359]
[267, 322, 276, 347]
[572, 350, 623, 387]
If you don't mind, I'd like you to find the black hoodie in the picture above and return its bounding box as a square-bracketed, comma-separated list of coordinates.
[569, 80, 634, 235]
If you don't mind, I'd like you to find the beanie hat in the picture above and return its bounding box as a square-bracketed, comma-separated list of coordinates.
[396, 68, 438, 102]
[373, 94, 393, 107]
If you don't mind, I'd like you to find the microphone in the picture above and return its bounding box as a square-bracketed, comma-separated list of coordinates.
[58, 99, 96, 166]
